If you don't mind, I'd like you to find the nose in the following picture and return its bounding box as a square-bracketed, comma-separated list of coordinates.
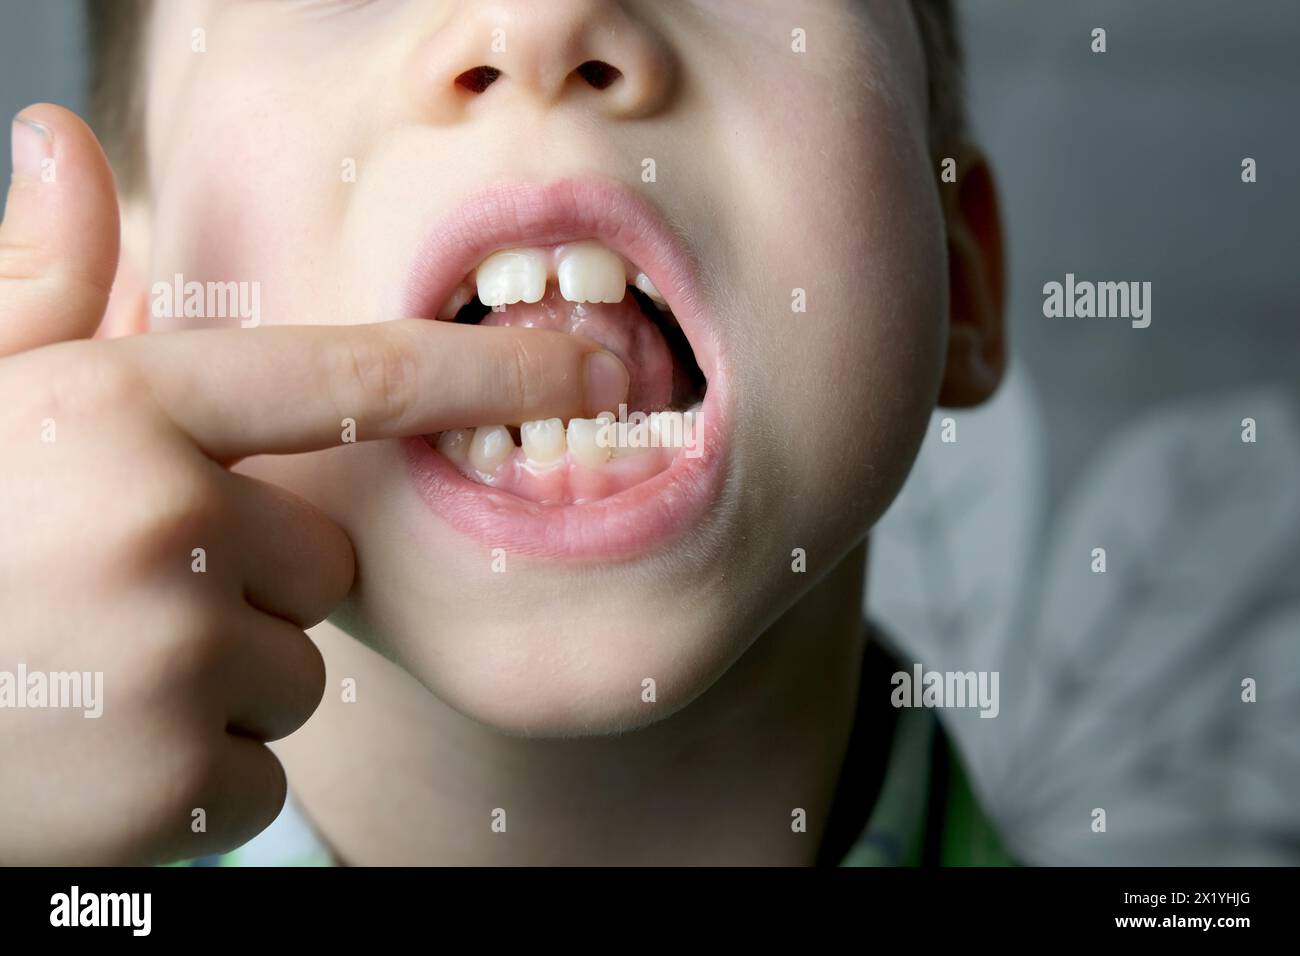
[407, 0, 676, 124]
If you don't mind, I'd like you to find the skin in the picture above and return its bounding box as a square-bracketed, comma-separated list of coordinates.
[0, 0, 1004, 864]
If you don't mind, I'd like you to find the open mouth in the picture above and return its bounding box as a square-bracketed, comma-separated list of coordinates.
[400, 177, 730, 560]
[424, 241, 707, 504]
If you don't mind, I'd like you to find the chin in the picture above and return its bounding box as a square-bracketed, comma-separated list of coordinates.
[341, 571, 758, 738]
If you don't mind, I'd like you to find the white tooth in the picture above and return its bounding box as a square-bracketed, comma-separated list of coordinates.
[608, 413, 651, 458]
[436, 280, 475, 320]
[476, 249, 547, 308]
[646, 412, 665, 447]
[469, 425, 514, 474]
[567, 415, 613, 469]
[557, 243, 626, 304]
[612, 427, 650, 457]
[634, 273, 669, 310]
[520, 418, 566, 466]
[436, 428, 473, 464]
[649, 410, 686, 448]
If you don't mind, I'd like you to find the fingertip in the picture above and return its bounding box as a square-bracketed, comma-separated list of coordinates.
[12, 102, 121, 254]
[582, 348, 629, 417]
[10, 113, 52, 182]
[0, 103, 122, 351]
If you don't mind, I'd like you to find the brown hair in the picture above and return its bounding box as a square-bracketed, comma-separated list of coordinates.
[85, 0, 965, 195]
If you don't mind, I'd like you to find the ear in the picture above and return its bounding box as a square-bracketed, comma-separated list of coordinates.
[936, 143, 1007, 408]
[95, 197, 151, 339]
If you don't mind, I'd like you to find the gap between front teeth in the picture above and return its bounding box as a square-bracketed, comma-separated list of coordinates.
[437, 241, 669, 317]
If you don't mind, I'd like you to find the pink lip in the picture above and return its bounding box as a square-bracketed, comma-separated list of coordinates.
[400, 177, 731, 561]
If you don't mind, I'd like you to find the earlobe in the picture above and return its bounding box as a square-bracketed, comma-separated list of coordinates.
[96, 200, 152, 339]
[936, 145, 1007, 408]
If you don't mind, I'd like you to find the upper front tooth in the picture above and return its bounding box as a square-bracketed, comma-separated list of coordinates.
[557, 243, 626, 304]
[521, 418, 565, 466]
[469, 425, 514, 474]
[634, 273, 669, 310]
[476, 249, 547, 308]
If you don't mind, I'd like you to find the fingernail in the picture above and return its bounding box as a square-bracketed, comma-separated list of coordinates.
[583, 350, 629, 416]
[11, 115, 52, 181]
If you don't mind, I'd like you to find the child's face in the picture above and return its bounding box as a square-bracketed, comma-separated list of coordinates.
[138, 0, 946, 733]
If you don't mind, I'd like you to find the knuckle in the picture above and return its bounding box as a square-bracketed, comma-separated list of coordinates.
[289, 632, 327, 720]
[120, 466, 227, 574]
[170, 743, 286, 846]
[241, 748, 289, 831]
[335, 328, 418, 430]
[40, 346, 146, 419]
[162, 743, 226, 821]
[138, 615, 226, 694]
[258, 629, 327, 742]
[121, 605, 226, 702]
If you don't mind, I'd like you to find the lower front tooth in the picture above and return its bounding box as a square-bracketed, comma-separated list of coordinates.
[521, 418, 565, 466]
[469, 425, 514, 473]
[567, 415, 613, 469]
[436, 428, 473, 464]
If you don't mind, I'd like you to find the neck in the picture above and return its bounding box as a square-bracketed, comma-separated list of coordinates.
[277, 542, 872, 865]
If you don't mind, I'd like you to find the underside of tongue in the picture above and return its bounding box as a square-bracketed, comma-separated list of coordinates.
[480, 289, 674, 413]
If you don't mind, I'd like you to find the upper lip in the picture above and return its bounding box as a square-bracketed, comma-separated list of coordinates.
[401, 176, 720, 391]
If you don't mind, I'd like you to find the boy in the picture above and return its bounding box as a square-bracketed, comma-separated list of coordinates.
[0, 0, 1009, 865]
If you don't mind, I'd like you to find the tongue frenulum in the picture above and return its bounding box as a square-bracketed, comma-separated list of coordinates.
[480, 288, 674, 414]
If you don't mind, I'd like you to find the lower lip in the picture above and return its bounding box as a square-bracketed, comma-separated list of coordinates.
[401, 387, 729, 561]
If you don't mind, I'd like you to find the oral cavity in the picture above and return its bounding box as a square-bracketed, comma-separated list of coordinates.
[426, 240, 706, 505]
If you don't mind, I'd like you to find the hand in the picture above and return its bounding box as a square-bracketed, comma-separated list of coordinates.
[0, 104, 626, 864]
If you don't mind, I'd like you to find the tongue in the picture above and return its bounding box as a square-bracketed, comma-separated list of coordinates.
[480, 288, 673, 413]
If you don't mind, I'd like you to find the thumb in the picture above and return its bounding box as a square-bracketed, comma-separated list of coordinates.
[0, 103, 121, 357]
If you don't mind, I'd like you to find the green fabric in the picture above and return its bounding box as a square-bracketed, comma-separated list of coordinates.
[836, 706, 1015, 867]
[939, 741, 1018, 866]
[839, 706, 935, 866]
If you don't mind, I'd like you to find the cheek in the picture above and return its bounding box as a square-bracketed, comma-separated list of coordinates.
[734, 99, 947, 528]
[146, 56, 350, 331]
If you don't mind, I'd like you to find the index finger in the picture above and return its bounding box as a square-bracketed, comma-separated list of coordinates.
[115, 320, 629, 462]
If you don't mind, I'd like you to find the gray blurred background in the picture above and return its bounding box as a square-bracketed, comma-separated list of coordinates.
[3, 0, 1297, 864]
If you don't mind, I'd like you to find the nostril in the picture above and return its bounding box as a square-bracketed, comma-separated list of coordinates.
[574, 60, 622, 90]
[455, 65, 502, 94]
